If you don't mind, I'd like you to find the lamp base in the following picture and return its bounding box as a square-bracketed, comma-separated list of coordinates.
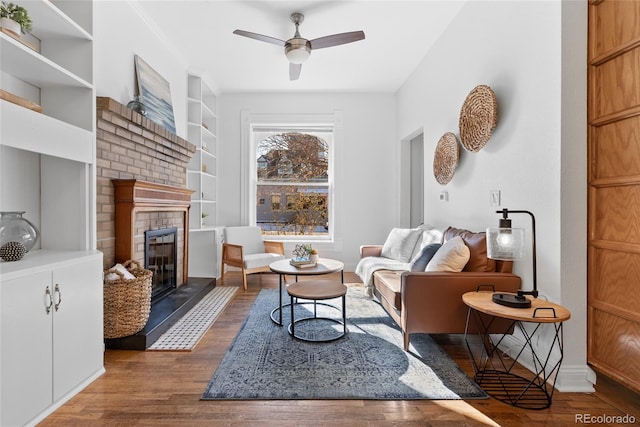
[492, 292, 531, 308]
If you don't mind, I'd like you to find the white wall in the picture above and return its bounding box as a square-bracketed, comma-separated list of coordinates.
[396, 1, 591, 391]
[94, 1, 189, 138]
[218, 93, 397, 269]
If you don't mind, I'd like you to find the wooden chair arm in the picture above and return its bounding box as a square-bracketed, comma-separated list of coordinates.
[264, 240, 285, 255]
[222, 243, 244, 264]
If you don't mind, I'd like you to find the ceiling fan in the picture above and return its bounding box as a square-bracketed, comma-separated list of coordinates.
[233, 12, 365, 81]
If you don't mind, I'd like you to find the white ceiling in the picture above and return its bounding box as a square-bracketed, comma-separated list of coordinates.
[133, 1, 465, 93]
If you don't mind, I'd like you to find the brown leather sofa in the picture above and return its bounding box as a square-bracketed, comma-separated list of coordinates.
[360, 227, 522, 351]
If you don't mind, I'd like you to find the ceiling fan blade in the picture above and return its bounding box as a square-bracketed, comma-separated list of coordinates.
[289, 63, 302, 81]
[233, 29, 285, 46]
[309, 31, 365, 50]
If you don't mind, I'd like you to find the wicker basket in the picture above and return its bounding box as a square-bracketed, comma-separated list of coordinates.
[103, 260, 153, 339]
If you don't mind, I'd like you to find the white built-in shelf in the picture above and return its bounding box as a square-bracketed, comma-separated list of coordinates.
[0, 0, 95, 277]
[26, 0, 92, 39]
[0, 100, 93, 163]
[186, 73, 218, 228]
[1, 34, 90, 88]
[186, 74, 222, 278]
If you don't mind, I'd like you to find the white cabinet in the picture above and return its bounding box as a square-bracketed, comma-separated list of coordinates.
[186, 74, 220, 278]
[188, 226, 224, 278]
[0, 1, 103, 424]
[1, 253, 104, 427]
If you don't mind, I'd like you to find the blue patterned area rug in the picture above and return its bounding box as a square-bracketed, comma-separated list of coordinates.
[202, 285, 486, 400]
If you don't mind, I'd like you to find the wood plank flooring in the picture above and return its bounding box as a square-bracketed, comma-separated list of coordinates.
[40, 272, 639, 426]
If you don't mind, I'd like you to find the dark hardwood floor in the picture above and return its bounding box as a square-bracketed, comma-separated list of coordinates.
[41, 272, 639, 426]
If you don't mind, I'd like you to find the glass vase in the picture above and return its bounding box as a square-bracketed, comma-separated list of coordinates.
[127, 95, 147, 116]
[0, 211, 40, 252]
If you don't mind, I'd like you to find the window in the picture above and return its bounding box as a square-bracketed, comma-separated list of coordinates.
[254, 128, 332, 238]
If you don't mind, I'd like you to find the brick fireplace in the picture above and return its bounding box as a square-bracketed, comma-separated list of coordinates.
[111, 178, 192, 294]
[97, 97, 217, 349]
[96, 97, 196, 284]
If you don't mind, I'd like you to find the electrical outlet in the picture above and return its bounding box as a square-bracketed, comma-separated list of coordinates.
[440, 191, 448, 202]
[490, 190, 501, 207]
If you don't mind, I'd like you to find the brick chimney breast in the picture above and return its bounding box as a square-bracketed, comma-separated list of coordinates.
[96, 97, 196, 277]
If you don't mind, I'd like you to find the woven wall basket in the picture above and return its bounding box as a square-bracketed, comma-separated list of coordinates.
[103, 260, 152, 339]
[458, 85, 498, 152]
[433, 132, 459, 185]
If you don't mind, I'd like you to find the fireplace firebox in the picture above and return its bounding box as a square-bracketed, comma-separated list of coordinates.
[145, 227, 178, 301]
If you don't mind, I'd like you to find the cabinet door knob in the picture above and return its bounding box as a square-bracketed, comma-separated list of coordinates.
[45, 286, 53, 314]
[54, 284, 63, 311]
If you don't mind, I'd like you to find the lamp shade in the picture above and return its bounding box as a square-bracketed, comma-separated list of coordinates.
[486, 208, 538, 308]
[486, 227, 526, 260]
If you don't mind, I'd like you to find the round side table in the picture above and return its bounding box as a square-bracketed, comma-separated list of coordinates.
[269, 258, 344, 326]
[462, 291, 571, 409]
[286, 280, 347, 342]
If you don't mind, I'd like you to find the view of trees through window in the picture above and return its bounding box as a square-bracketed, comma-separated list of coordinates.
[256, 131, 330, 236]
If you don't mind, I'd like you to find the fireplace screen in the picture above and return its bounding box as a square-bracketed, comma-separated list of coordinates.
[145, 227, 178, 300]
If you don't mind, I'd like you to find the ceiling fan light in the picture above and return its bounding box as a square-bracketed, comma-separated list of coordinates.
[286, 48, 310, 64]
[285, 38, 311, 64]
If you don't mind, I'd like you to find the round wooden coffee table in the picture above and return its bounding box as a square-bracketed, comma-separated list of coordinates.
[287, 280, 347, 342]
[269, 258, 344, 326]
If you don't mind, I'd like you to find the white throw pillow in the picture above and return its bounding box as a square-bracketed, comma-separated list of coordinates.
[380, 227, 422, 262]
[410, 224, 445, 262]
[425, 236, 470, 272]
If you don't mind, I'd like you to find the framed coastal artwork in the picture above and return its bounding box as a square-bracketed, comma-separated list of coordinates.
[134, 54, 176, 133]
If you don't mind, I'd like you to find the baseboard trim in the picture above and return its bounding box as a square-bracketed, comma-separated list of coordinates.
[555, 364, 596, 392]
[26, 367, 106, 427]
[498, 335, 595, 393]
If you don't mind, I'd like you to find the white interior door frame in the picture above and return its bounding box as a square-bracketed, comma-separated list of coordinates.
[399, 127, 424, 228]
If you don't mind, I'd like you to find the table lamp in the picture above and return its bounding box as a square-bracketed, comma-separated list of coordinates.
[486, 208, 538, 308]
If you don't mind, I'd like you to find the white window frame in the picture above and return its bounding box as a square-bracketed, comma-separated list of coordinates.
[241, 111, 343, 243]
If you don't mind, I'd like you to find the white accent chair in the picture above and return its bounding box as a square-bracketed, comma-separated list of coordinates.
[220, 226, 286, 290]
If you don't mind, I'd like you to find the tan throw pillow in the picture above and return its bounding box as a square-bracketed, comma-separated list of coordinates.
[444, 226, 496, 272]
[425, 236, 470, 272]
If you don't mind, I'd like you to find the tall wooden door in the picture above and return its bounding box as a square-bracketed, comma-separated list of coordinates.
[588, 0, 640, 393]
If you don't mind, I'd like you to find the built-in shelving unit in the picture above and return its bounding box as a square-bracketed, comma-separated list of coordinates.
[186, 74, 220, 278]
[0, 0, 97, 262]
[0, 1, 104, 425]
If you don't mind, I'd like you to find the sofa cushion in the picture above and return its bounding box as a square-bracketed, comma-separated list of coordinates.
[410, 243, 442, 271]
[381, 228, 422, 262]
[373, 270, 403, 309]
[444, 226, 496, 272]
[426, 236, 470, 272]
[243, 252, 285, 270]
